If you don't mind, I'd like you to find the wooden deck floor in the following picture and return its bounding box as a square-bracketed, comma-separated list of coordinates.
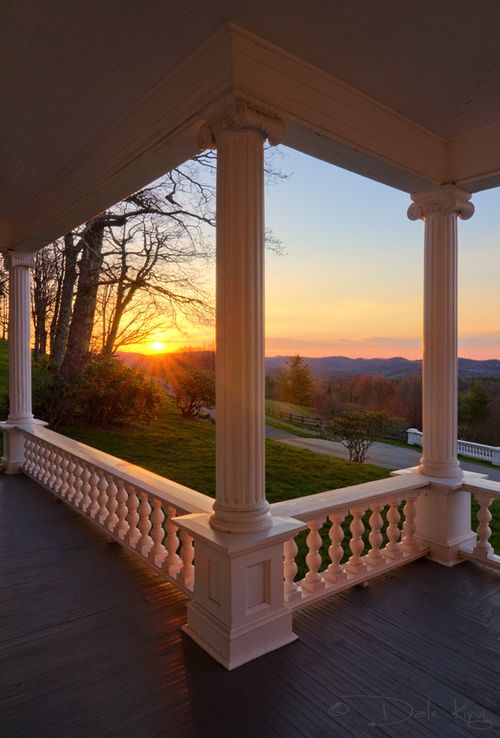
[1, 474, 500, 738]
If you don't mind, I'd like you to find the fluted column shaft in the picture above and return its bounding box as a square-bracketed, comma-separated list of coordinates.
[408, 185, 474, 479]
[212, 126, 270, 532]
[4, 252, 35, 422]
[198, 98, 284, 532]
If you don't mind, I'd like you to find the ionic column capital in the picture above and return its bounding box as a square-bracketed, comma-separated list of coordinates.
[197, 95, 285, 149]
[407, 184, 474, 221]
[2, 251, 36, 270]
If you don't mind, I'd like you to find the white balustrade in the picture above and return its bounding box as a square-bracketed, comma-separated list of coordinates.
[274, 475, 431, 609]
[24, 423, 500, 618]
[19, 425, 212, 594]
[407, 428, 500, 466]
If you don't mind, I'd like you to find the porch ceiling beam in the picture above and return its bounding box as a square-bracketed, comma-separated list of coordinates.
[229, 25, 447, 191]
[11, 27, 234, 253]
[447, 122, 500, 192]
[9, 24, 500, 253]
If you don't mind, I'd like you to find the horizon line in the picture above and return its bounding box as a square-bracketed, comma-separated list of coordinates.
[118, 349, 500, 362]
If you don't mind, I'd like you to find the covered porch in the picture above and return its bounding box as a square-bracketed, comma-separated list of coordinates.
[1, 0, 500, 723]
[2, 473, 499, 737]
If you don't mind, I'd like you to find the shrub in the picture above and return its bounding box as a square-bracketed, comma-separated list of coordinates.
[324, 410, 399, 463]
[170, 368, 215, 418]
[28, 354, 165, 428]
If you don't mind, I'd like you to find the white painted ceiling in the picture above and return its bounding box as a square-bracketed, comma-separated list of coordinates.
[2, 0, 500, 245]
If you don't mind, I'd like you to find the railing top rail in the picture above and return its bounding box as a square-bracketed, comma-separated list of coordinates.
[462, 438, 489, 450]
[18, 423, 213, 515]
[270, 473, 430, 522]
[463, 477, 500, 498]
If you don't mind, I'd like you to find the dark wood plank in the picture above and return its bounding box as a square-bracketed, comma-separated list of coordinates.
[1, 474, 500, 737]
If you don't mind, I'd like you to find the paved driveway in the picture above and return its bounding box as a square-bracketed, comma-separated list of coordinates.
[266, 424, 500, 481]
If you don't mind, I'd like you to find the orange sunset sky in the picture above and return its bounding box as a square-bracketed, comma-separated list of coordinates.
[126, 146, 500, 361]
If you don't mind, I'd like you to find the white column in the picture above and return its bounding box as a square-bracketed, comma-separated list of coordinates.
[4, 252, 35, 422]
[199, 99, 284, 534]
[402, 185, 477, 566]
[174, 99, 304, 670]
[408, 185, 474, 480]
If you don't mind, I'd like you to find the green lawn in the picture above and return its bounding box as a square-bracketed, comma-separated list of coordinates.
[62, 402, 388, 504]
[265, 399, 319, 418]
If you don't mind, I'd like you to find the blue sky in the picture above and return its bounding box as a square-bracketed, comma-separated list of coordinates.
[263, 145, 500, 359]
[141, 145, 499, 359]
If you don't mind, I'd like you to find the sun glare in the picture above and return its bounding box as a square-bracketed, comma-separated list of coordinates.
[150, 341, 166, 352]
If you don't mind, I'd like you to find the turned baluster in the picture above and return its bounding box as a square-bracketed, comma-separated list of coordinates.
[114, 478, 129, 540]
[324, 513, 347, 583]
[37, 440, 47, 482]
[77, 463, 91, 511]
[367, 503, 384, 567]
[302, 518, 326, 592]
[66, 456, 77, 503]
[283, 536, 301, 602]
[402, 494, 419, 554]
[473, 495, 494, 559]
[345, 507, 367, 575]
[59, 452, 69, 498]
[177, 530, 195, 588]
[124, 484, 140, 548]
[164, 505, 181, 574]
[384, 499, 402, 559]
[23, 435, 33, 474]
[31, 439, 41, 480]
[86, 465, 99, 517]
[149, 498, 166, 567]
[72, 460, 84, 507]
[40, 441, 51, 486]
[49, 445, 59, 492]
[44, 443, 54, 489]
[104, 476, 118, 532]
[37, 441, 46, 481]
[96, 473, 109, 526]
[35, 440, 45, 481]
[55, 449, 64, 493]
[137, 492, 153, 556]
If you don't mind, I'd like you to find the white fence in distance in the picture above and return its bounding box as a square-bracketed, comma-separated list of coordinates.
[407, 428, 500, 466]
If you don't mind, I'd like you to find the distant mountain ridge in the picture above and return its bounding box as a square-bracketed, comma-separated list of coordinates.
[118, 351, 500, 380]
[265, 355, 500, 379]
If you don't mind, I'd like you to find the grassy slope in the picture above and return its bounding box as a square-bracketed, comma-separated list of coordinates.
[62, 402, 388, 504]
[265, 399, 319, 418]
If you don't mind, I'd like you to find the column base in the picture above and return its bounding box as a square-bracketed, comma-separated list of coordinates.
[1, 419, 48, 474]
[182, 602, 297, 670]
[174, 513, 304, 670]
[210, 501, 274, 533]
[391, 467, 485, 566]
[418, 458, 463, 481]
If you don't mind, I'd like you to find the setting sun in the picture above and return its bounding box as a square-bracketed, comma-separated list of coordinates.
[150, 341, 166, 352]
